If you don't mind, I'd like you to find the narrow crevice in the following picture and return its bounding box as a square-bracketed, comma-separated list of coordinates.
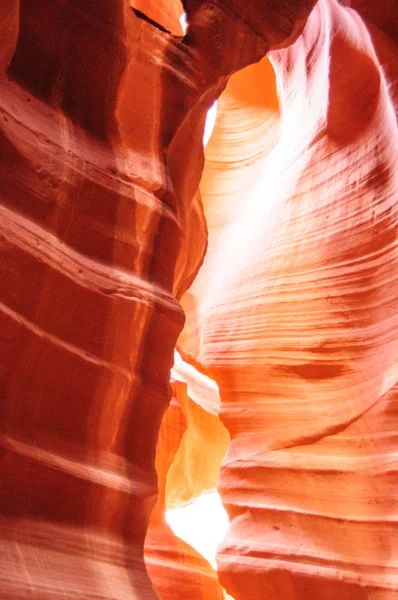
[131, 8, 172, 35]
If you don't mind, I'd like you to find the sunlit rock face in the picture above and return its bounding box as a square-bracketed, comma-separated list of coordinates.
[144, 352, 229, 599]
[1, 1, 397, 600]
[180, 1, 398, 599]
[0, 1, 243, 598]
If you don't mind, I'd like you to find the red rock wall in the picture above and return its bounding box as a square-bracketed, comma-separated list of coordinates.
[144, 371, 228, 600]
[1, 1, 397, 599]
[0, 1, 213, 598]
[180, 1, 398, 598]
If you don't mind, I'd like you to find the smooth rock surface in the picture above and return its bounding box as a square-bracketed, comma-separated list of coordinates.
[1, 1, 397, 599]
[179, 1, 398, 598]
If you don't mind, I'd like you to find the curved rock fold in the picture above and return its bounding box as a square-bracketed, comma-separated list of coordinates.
[0, 1, 397, 599]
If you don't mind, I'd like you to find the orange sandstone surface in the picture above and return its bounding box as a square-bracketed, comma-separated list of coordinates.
[0, 1, 397, 599]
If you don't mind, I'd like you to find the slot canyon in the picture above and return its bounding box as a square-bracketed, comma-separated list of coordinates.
[0, 1, 397, 599]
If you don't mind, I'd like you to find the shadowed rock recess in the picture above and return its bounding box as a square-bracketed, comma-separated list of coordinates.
[0, 1, 397, 599]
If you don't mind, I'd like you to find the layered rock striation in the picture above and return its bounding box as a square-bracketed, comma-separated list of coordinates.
[180, 1, 398, 598]
[0, 1, 397, 600]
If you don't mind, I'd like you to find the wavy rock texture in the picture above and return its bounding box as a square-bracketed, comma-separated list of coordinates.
[144, 358, 228, 599]
[180, 0, 398, 598]
[0, 1, 228, 598]
[1, 1, 398, 600]
[0, 0, 321, 598]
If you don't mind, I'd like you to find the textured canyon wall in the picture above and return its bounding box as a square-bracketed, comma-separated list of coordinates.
[144, 358, 229, 599]
[1, 1, 398, 600]
[0, 1, 217, 598]
[0, 0, 316, 598]
[180, 0, 398, 598]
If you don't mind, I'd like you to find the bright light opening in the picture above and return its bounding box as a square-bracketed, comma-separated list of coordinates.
[180, 13, 188, 34]
[203, 101, 218, 148]
[166, 491, 229, 569]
